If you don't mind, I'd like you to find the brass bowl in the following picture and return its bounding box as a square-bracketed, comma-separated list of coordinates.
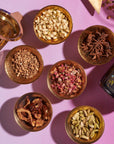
[5, 45, 44, 84]
[33, 5, 73, 44]
[47, 60, 87, 99]
[14, 92, 53, 132]
[65, 105, 105, 144]
[78, 25, 114, 65]
[0, 39, 7, 50]
[0, 9, 22, 41]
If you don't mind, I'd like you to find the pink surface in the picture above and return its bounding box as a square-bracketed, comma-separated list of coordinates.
[0, 0, 114, 144]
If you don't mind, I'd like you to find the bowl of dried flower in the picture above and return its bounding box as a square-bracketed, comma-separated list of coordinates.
[5, 45, 44, 84]
[47, 60, 87, 99]
[14, 92, 53, 131]
[33, 5, 73, 44]
[65, 105, 105, 144]
[78, 25, 114, 65]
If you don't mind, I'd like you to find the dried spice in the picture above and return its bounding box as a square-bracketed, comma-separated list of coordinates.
[50, 63, 83, 97]
[17, 96, 50, 128]
[81, 30, 112, 60]
[11, 49, 40, 79]
[70, 109, 100, 140]
[102, 0, 114, 19]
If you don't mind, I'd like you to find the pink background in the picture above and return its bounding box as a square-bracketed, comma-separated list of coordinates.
[0, 0, 114, 144]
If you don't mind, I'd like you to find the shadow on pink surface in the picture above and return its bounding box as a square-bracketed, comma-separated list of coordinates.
[0, 98, 29, 136]
[32, 65, 62, 104]
[63, 30, 92, 69]
[72, 59, 114, 114]
[21, 10, 48, 49]
[0, 50, 19, 88]
[51, 111, 77, 144]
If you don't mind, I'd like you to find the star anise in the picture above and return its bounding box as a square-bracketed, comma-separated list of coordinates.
[81, 31, 112, 60]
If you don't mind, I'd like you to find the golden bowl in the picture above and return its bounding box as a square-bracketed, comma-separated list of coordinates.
[78, 25, 114, 65]
[5, 45, 44, 84]
[0, 39, 7, 50]
[47, 60, 87, 99]
[65, 105, 105, 144]
[0, 9, 22, 41]
[33, 5, 73, 44]
[14, 92, 53, 132]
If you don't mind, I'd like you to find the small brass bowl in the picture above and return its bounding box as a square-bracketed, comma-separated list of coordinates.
[65, 105, 105, 144]
[14, 92, 53, 132]
[5, 45, 44, 84]
[0, 9, 22, 41]
[0, 39, 7, 50]
[33, 5, 73, 44]
[47, 60, 87, 99]
[78, 25, 114, 65]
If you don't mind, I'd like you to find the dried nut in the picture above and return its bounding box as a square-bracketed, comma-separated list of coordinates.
[70, 109, 100, 141]
[34, 8, 70, 41]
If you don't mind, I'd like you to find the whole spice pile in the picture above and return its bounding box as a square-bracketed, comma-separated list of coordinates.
[50, 63, 83, 97]
[11, 49, 40, 79]
[102, 0, 114, 19]
[70, 109, 100, 140]
[81, 30, 112, 60]
[17, 96, 50, 128]
[34, 8, 70, 41]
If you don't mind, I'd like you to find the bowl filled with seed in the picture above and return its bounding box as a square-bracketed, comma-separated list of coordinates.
[65, 105, 105, 144]
[5, 45, 44, 84]
[14, 92, 53, 131]
[47, 60, 87, 99]
[33, 5, 73, 44]
[78, 25, 114, 65]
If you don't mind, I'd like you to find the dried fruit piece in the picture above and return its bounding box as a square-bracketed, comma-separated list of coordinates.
[17, 96, 50, 128]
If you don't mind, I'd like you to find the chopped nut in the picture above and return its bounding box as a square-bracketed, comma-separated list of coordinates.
[34, 8, 70, 41]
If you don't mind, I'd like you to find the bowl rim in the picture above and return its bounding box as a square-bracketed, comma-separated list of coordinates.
[14, 92, 53, 132]
[33, 5, 73, 45]
[65, 105, 105, 144]
[4, 45, 44, 84]
[47, 59, 87, 99]
[0, 9, 22, 41]
[78, 25, 114, 65]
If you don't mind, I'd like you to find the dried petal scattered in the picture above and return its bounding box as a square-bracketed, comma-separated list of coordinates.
[50, 63, 83, 97]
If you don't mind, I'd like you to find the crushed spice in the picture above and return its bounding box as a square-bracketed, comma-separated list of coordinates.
[11, 49, 40, 79]
[81, 30, 112, 60]
[50, 63, 83, 97]
[17, 96, 50, 128]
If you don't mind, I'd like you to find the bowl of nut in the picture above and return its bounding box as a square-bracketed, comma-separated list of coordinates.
[65, 105, 105, 144]
[33, 5, 73, 44]
[5, 45, 43, 84]
[78, 25, 114, 65]
[14, 92, 53, 131]
[47, 60, 87, 99]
